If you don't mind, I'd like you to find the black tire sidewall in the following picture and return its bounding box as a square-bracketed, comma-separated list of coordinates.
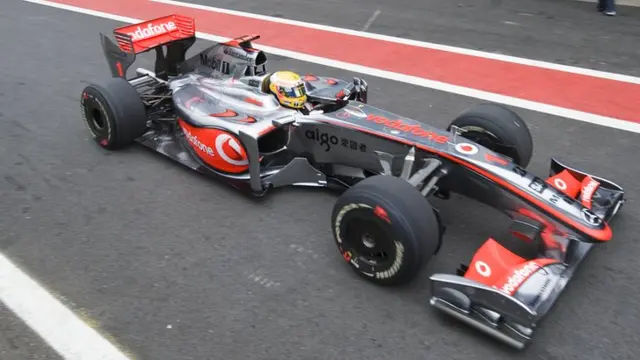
[81, 86, 118, 148]
[80, 78, 147, 150]
[331, 176, 440, 285]
[450, 103, 533, 167]
[333, 193, 417, 282]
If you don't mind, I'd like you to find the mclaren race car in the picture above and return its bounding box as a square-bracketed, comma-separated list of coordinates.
[80, 14, 626, 350]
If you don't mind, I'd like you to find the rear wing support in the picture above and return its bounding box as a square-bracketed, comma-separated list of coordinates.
[100, 14, 197, 81]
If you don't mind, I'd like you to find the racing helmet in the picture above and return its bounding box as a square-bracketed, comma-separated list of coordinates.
[268, 71, 307, 109]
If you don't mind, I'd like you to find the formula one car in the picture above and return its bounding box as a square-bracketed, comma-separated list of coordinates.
[80, 14, 626, 350]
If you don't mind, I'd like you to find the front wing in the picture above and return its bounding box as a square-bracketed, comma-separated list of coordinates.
[428, 159, 625, 349]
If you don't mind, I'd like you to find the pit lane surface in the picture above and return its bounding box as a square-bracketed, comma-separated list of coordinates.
[178, 0, 640, 77]
[1, 0, 640, 359]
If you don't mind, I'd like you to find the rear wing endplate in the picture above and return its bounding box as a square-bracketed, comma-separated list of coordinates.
[100, 14, 197, 80]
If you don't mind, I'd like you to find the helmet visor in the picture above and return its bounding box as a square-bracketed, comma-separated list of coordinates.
[278, 84, 306, 98]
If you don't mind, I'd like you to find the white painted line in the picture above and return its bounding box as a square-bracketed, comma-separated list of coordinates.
[0, 252, 130, 360]
[152, 0, 640, 85]
[20, 0, 640, 134]
[361, 9, 381, 32]
[214, 35, 640, 134]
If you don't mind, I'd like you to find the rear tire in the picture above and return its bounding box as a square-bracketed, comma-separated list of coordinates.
[80, 77, 147, 150]
[331, 175, 441, 286]
[448, 103, 534, 168]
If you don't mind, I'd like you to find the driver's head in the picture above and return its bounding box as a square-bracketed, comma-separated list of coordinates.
[268, 71, 307, 109]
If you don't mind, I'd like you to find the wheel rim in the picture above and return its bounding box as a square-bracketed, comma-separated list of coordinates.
[462, 131, 495, 149]
[343, 218, 395, 267]
[91, 108, 105, 130]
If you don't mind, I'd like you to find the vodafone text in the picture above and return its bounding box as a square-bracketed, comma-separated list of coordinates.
[366, 115, 448, 144]
[184, 128, 215, 156]
[581, 178, 600, 204]
[496, 262, 540, 295]
[127, 21, 177, 41]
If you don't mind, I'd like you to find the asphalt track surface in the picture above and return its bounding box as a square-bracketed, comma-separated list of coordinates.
[33, 0, 640, 131]
[0, 304, 61, 360]
[1, 0, 640, 359]
[181, 0, 640, 76]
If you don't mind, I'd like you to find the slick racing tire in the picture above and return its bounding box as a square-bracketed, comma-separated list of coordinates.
[80, 77, 147, 150]
[331, 175, 441, 286]
[448, 103, 534, 168]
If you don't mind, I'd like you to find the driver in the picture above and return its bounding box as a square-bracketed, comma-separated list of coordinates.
[257, 70, 364, 114]
[267, 71, 311, 111]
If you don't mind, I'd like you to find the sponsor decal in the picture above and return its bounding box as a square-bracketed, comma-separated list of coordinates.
[529, 177, 547, 194]
[179, 119, 249, 173]
[546, 170, 582, 198]
[183, 127, 215, 157]
[527, 277, 551, 307]
[365, 114, 449, 144]
[127, 21, 177, 41]
[485, 153, 509, 165]
[305, 129, 367, 153]
[334, 203, 370, 245]
[199, 53, 220, 70]
[582, 180, 599, 198]
[223, 47, 254, 62]
[373, 205, 391, 224]
[375, 241, 404, 280]
[580, 177, 600, 209]
[115, 61, 124, 77]
[215, 133, 249, 166]
[554, 178, 567, 191]
[455, 142, 479, 155]
[342, 249, 353, 262]
[474, 261, 492, 277]
[495, 261, 541, 295]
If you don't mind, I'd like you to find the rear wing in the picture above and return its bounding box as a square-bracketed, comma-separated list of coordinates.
[100, 14, 197, 80]
[224, 34, 261, 49]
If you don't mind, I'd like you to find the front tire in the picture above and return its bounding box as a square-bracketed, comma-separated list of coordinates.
[80, 77, 147, 150]
[331, 175, 441, 286]
[449, 103, 534, 168]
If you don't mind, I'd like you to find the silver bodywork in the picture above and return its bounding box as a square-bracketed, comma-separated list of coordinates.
[102, 26, 625, 350]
